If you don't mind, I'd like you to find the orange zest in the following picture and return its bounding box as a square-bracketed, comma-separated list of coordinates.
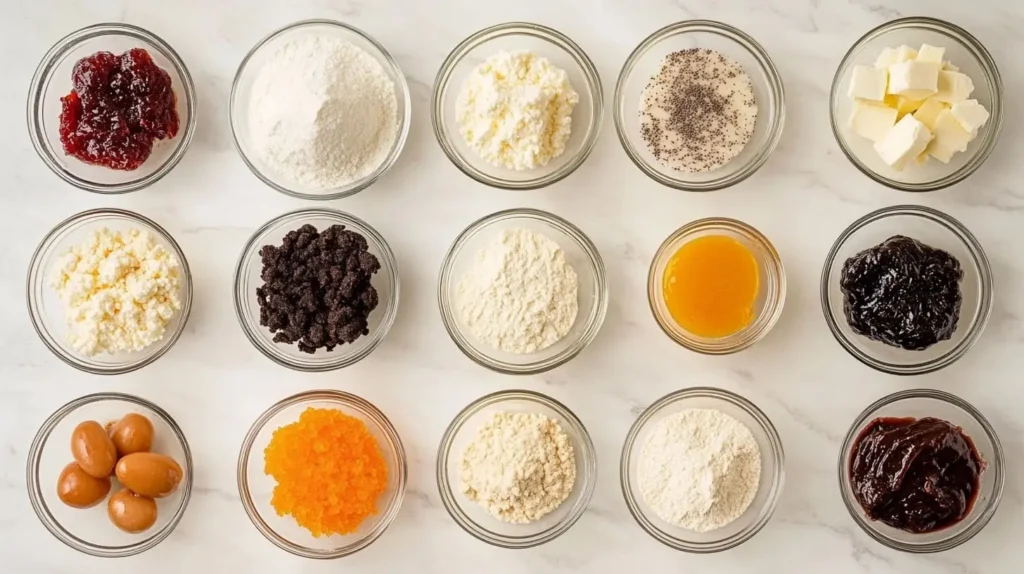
[264, 407, 387, 537]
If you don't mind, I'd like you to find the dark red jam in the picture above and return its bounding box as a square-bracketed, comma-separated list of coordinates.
[58, 48, 179, 171]
[850, 417, 983, 534]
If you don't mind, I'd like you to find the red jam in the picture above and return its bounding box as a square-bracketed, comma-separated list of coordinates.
[58, 48, 179, 171]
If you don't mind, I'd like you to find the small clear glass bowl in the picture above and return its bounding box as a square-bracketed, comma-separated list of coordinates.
[614, 21, 785, 191]
[233, 208, 399, 372]
[230, 19, 411, 200]
[648, 218, 785, 354]
[27, 393, 193, 558]
[27, 23, 197, 194]
[431, 22, 603, 190]
[821, 205, 993, 375]
[839, 389, 1004, 553]
[26, 208, 193, 375]
[436, 390, 597, 549]
[238, 390, 407, 558]
[621, 387, 784, 553]
[829, 17, 1003, 192]
[437, 208, 608, 374]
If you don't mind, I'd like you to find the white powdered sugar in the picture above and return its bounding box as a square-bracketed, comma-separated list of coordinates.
[248, 35, 398, 191]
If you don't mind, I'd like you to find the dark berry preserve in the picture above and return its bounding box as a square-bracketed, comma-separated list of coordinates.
[58, 48, 179, 171]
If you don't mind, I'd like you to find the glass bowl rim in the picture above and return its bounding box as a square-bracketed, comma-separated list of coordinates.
[26, 22, 198, 195]
[435, 389, 597, 549]
[827, 16, 1004, 193]
[236, 389, 408, 559]
[228, 18, 412, 201]
[436, 207, 609, 374]
[232, 207, 400, 372]
[819, 204, 994, 375]
[646, 217, 786, 354]
[613, 19, 786, 192]
[430, 21, 604, 191]
[26, 392, 194, 558]
[25, 207, 194, 375]
[837, 388, 1005, 553]
[619, 386, 785, 553]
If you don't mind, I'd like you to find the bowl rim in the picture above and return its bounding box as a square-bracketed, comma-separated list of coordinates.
[837, 388, 1005, 553]
[26, 392, 194, 558]
[236, 389, 408, 559]
[430, 21, 604, 190]
[26, 22, 198, 195]
[229, 18, 412, 201]
[435, 389, 597, 549]
[828, 16, 1003, 192]
[613, 19, 786, 192]
[232, 207, 400, 372]
[620, 386, 785, 553]
[819, 204, 993, 375]
[647, 217, 786, 354]
[25, 208, 194, 375]
[436, 207, 609, 374]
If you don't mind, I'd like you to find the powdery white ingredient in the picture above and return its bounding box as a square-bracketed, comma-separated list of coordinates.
[459, 411, 576, 524]
[456, 228, 578, 354]
[248, 35, 398, 191]
[49, 228, 182, 356]
[638, 408, 761, 532]
[456, 50, 579, 171]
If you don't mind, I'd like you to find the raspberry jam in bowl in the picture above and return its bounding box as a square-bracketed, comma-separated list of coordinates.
[28, 23, 196, 194]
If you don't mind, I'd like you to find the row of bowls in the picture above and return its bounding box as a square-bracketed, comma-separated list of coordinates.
[27, 203, 993, 377]
[27, 17, 1001, 196]
[28, 386, 1003, 558]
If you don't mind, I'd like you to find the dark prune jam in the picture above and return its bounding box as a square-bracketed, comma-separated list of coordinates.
[839, 235, 963, 351]
[58, 48, 179, 171]
[850, 417, 983, 533]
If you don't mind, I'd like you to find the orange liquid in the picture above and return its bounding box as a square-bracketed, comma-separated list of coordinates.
[662, 235, 760, 338]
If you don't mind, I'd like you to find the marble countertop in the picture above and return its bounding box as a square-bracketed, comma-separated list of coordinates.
[2, 0, 1022, 572]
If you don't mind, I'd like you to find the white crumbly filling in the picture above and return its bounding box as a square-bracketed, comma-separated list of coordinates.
[49, 227, 183, 356]
[455, 50, 579, 171]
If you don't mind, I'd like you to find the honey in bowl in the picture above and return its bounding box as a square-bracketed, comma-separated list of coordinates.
[662, 235, 760, 338]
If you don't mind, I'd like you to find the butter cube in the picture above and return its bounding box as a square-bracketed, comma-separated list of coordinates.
[912, 97, 947, 131]
[934, 71, 974, 103]
[917, 44, 946, 64]
[849, 100, 899, 142]
[894, 96, 925, 118]
[950, 99, 990, 133]
[888, 61, 939, 99]
[848, 65, 888, 101]
[942, 61, 959, 72]
[874, 114, 933, 170]
[875, 47, 899, 69]
[896, 45, 918, 62]
[926, 109, 973, 163]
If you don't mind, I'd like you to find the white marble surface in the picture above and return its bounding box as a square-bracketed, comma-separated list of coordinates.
[1, 0, 1021, 572]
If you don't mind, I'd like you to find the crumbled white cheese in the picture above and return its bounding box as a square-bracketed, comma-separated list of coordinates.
[49, 227, 182, 356]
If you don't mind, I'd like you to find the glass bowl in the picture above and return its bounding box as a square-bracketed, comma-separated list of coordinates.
[621, 387, 784, 553]
[437, 208, 608, 374]
[436, 390, 597, 549]
[648, 218, 785, 354]
[26, 208, 193, 375]
[829, 17, 1003, 192]
[237, 390, 407, 559]
[820, 205, 993, 375]
[431, 22, 603, 190]
[27, 23, 197, 194]
[614, 21, 785, 191]
[230, 19, 411, 200]
[839, 389, 1004, 553]
[26, 393, 193, 558]
[233, 208, 399, 372]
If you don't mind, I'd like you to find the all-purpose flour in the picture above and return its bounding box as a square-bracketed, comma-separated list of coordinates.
[248, 35, 398, 191]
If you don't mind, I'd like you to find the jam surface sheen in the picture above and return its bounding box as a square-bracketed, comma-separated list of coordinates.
[849, 416, 983, 534]
[59, 48, 179, 171]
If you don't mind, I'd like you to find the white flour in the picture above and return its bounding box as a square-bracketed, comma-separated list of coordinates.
[638, 408, 761, 532]
[455, 228, 578, 354]
[248, 35, 398, 191]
